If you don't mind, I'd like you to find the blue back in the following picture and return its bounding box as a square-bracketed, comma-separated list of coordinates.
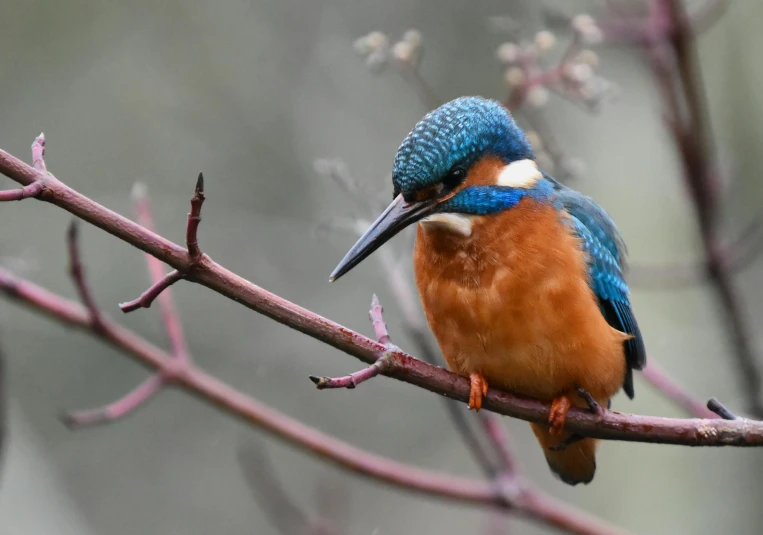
[548, 175, 647, 398]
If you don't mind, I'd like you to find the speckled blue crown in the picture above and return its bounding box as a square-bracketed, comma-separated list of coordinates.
[392, 96, 534, 195]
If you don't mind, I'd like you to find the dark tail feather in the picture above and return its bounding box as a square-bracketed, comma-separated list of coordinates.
[531, 423, 598, 485]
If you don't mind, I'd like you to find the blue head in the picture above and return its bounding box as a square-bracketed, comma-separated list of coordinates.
[392, 96, 533, 198]
[331, 96, 550, 281]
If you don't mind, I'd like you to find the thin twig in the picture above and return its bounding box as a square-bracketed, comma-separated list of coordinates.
[707, 397, 738, 420]
[0, 181, 42, 202]
[309, 357, 391, 390]
[66, 221, 104, 329]
[187, 172, 205, 260]
[31, 133, 46, 172]
[131, 183, 191, 363]
[310, 295, 394, 390]
[62, 222, 161, 426]
[61, 181, 203, 426]
[63, 375, 164, 428]
[119, 270, 184, 312]
[369, 293, 392, 346]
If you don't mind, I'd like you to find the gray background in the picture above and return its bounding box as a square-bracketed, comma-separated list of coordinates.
[1, 0, 763, 533]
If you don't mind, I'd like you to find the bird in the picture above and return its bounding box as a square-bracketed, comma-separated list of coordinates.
[329, 96, 646, 486]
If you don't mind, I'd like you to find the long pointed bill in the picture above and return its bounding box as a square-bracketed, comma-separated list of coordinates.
[329, 194, 437, 282]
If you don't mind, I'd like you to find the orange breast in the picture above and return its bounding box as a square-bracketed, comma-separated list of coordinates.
[413, 198, 628, 402]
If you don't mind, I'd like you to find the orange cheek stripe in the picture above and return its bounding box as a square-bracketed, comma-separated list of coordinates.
[462, 156, 506, 188]
[413, 185, 441, 202]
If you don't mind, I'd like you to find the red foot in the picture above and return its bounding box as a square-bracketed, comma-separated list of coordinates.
[548, 396, 571, 436]
[468, 372, 489, 411]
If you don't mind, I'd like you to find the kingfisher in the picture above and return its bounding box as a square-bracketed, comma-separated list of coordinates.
[329, 96, 646, 485]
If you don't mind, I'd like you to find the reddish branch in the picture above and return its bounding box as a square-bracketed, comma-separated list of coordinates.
[310, 356, 391, 390]
[186, 172, 205, 260]
[368, 293, 392, 346]
[64, 220, 164, 427]
[0, 268, 626, 535]
[131, 185, 191, 361]
[119, 270, 183, 312]
[310, 296, 393, 390]
[63, 375, 164, 427]
[66, 222, 105, 327]
[65, 180, 197, 426]
[0, 181, 42, 201]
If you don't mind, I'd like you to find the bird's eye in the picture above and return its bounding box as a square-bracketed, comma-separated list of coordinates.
[442, 167, 466, 190]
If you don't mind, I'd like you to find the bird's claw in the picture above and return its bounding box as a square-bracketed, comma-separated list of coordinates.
[575, 384, 605, 419]
[548, 395, 571, 435]
[468, 372, 489, 411]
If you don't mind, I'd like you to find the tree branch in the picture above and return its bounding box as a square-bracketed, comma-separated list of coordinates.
[63, 375, 163, 428]
[119, 270, 184, 313]
[62, 219, 161, 426]
[0, 267, 630, 535]
[0, 181, 42, 202]
[66, 221, 105, 330]
[61, 181, 200, 426]
[130, 184, 191, 363]
[707, 397, 738, 420]
[310, 294, 395, 390]
[186, 172, 205, 260]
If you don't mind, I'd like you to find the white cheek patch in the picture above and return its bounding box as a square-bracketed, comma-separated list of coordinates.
[420, 214, 473, 237]
[495, 159, 542, 188]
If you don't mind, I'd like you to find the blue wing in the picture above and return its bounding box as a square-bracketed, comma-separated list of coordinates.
[548, 176, 646, 399]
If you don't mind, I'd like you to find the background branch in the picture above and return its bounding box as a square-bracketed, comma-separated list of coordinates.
[638, 0, 763, 417]
[0, 263, 628, 535]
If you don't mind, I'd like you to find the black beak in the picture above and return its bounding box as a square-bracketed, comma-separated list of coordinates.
[329, 194, 437, 282]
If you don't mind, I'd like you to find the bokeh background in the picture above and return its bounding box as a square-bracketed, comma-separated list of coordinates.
[1, 0, 763, 533]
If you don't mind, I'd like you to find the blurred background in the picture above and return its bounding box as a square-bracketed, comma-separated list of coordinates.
[1, 0, 763, 533]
